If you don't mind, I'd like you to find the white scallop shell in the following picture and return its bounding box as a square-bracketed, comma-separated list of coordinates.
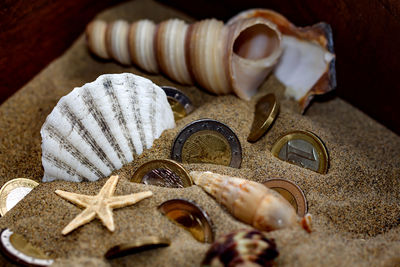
[40, 73, 175, 182]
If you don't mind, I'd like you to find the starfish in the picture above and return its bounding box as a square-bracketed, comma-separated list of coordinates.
[55, 175, 153, 235]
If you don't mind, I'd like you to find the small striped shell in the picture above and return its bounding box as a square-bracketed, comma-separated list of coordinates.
[40, 73, 175, 182]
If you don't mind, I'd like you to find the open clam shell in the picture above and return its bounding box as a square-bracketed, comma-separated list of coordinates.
[158, 199, 214, 243]
[40, 73, 175, 182]
[86, 16, 282, 100]
[228, 9, 336, 112]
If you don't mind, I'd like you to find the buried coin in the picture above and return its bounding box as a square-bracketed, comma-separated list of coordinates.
[271, 130, 329, 174]
[0, 228, 54, 266]
[263, 178, 307, 217]
[131, 159, 193, 188]
[0, 178, 39, 216]
[171, 119, 242, 168]
[247, 93, 279, 142]
[161, 86, 194, 121]
[105, 236, 171, 259]
[158, 199, 214, 243]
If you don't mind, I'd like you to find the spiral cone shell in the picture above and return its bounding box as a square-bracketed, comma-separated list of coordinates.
[40, 73, 175, 182]
[190, 171, 302, 232]
[86, 17, 282, 100]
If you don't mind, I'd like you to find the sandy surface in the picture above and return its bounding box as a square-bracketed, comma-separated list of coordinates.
[0, 0, 399, 266]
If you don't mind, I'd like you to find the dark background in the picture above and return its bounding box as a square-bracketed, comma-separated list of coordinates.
[0, 0, 399, 135]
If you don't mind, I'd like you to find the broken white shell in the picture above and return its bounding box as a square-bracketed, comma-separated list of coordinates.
[86, 17, 282, 100]
[40, 73, 175, 182]
[228, 9, 336, 112]
[190, 171, 311, 232]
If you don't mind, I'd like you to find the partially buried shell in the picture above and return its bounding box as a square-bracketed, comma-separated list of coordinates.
[158, 199, 214, 243]
[228, 9, 336, 112]
[202, 229, 278, 267]
[40, 73, 175, 182]
[190, 171, 312, 232]
[86, 17, 282, 100]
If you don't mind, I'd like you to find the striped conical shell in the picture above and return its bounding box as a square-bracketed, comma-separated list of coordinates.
[86, 17, 282, 100]
[41, 73, 175, 182]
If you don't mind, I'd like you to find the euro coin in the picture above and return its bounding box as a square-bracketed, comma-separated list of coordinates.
[0, 178, 39, 216]
[247, 93, 279, 142]
[105, 236, 170, 259]
[264, 178, 307, 217]
[131, 159, 193, 188]
[171, 119, 242, 168]
[161, 86, 194, 121]
[0, 228, 54, 266]
[271, 130, 329, 174]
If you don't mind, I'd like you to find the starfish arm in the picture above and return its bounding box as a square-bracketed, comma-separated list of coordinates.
[61, 208, 96, 235]
[97, 205, 115, 232]
[108, 191, 153, 209]
[99, 175, 119, 198]
[55, 190, 93, 207]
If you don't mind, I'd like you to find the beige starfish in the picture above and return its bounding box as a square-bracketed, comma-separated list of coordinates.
[55, 175, 153, 235]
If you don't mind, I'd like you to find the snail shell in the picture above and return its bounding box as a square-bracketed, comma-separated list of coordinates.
[86, 17, 282, 100]
[190, 171, 311, 232]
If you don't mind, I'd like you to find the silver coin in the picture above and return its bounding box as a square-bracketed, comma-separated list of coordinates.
[161, 86, 194, 115]
[278, 139, 320, 171]
[171, 119, 242, 168]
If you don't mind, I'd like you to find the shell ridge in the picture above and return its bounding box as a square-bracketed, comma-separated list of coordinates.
[149, 85, 157, 141]
[60, 103, 116, 171]
[42, 152, 86, 182]
[125, 75, 148, 149]
[102, 77, 137, 157]
[81, 87, 128, 165]
[43, 124, 105, 178]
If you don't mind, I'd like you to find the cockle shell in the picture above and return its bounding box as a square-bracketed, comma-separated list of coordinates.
[40, 73, 175, 182]
[228, 9, 336, 112]
[86, 17, 282, 100]
[190, 171, 312, 232]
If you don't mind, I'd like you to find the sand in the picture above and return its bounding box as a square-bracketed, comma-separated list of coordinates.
[0, 0, 399, 266]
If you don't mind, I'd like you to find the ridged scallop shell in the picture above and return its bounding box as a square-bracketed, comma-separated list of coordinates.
[40, 73, 175, 182]
[190, 171, 312, 232]
[86, 17, 282, 100]
[228, 9, 336, 112]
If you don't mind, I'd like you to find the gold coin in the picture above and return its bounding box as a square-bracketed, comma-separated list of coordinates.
[131, 159, 193, 188]
[105, 236, 170, 259]
[0, 178, 39, 216]
[171, 119, 242, 168]
[0, 228, 54, 266]
[247, 93, 279, 142]
[264, 178, 307, 217]
[271, 130, 329, 174]
[158, 199, 214, 243]
[161, 86, 194, 121]
[168, 97, 187, 121]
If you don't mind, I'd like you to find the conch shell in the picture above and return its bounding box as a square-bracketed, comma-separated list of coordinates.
[86, 17, 283, 100]
[190, 171, 311, 232]
[228, 9, 336, 112]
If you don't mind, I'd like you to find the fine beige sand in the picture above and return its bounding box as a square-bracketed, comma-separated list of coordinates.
[0, 0, 399, 266]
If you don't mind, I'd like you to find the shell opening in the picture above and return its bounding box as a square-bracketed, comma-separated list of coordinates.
[233, 24, 280, 60]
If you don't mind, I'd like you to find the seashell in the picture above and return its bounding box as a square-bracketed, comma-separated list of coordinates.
[202, 229, 278, 267]
[228, 9, 336, 112]
[190, 171, 312, 232]
[40, 73, 175, 182]
[158, 198, 214, 243]
[86, 17, 282, 100]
